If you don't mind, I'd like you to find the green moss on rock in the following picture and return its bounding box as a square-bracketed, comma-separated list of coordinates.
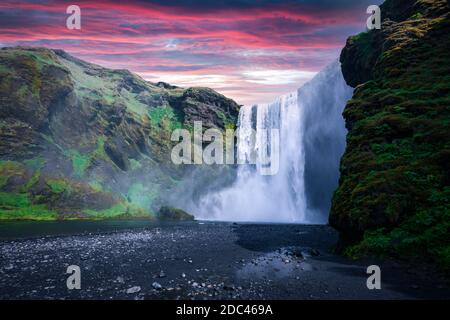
[332, 0, 450, 273]
[0, 46, 240, 221]
[46, 178, 71, 194]
[157, 206, 194, 221]
[83, 202, 154, 220]
[64, 149, 91, 177]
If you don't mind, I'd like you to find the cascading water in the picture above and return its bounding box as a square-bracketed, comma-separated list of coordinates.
[193, 60, 353, 223]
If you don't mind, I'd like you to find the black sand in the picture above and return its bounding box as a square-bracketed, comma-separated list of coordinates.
[0, 222, 449, 300]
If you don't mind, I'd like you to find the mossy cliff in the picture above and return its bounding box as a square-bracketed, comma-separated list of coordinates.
[331, 0, 450, 272]
[0, 47, 240, 220]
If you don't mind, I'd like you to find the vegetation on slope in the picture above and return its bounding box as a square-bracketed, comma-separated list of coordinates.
[331, 0, 450, 272]
[0, 47, 240, 220]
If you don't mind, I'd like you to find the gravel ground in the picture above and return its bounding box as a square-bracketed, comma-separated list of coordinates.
[0, 222, 449, 300]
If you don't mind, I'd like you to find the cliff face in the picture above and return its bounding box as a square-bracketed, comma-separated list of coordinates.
[0, 47, 240, 220]
[331, 0, 450, 271]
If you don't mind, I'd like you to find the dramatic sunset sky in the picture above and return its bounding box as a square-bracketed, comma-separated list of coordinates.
[0, 0, 380, 105]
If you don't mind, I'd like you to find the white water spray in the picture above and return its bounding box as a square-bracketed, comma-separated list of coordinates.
[193, 61, 353, 223]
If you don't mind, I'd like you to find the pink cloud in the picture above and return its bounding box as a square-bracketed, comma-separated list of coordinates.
[0, 0, 370, 104]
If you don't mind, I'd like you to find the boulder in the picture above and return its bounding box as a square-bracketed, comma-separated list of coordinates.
[157, 206, 195, 221]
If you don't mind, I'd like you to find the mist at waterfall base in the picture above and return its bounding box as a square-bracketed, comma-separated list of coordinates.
[190, 61, 353, 223]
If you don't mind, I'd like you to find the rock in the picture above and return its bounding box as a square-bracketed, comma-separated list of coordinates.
[116, 276, 125, 284]
[152, 282, 162, 290]
[158, 270, 166, 278]
[0, 46, 240, 222]
[181, 273, 186, 278]
[292, 250, 303, 258]
[155, 81, 178, 90]
[223, 284, 235, 291]
[126, 286, 141, 294]
[157, 206, 195, 221]
[299, 262, 313, 271]
[332, 0, 450, 269]
[177, 87, 240, 129]
[301, 250, 311, 258]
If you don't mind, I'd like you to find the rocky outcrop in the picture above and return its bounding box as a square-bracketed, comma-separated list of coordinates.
[0, 47, 240, 220]
[331, 0, 450, 272]
[157, 206, 195, 221]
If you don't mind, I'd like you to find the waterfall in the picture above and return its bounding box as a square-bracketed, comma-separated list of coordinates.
[194, 60, 353, 223]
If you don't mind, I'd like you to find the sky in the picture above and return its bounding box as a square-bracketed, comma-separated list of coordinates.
[0, 0, 380, 105]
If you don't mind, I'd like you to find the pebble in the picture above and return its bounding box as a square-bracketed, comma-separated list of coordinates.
[126, 286, 141, 294]
[223, 284, 234, 291]
[152, 282, 162, 290]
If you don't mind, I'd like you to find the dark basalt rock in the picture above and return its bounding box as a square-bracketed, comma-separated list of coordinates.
[331, 0, 450, 272]
[157, 206, 195, 221]
[0, 46, 240, 220]
[339, 27, 384, 88]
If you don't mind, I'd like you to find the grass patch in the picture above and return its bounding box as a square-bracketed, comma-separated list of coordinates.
[0, 191, 57, 220]
[0, 175, 8, 189]
[88, 180, 103, 192]
[83, 202, 153, 219]
[23, 157, 46, 170]
[126, 183, 159, 209]
[0, 192, 30, 207]
[148, 106, 183, 130]
[92, 136, 109, 161]
[129, 159, 142, 171]
[21, 170, 40, 191]
[46, 179, 71, 194]
[64, 149, 91, 177]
